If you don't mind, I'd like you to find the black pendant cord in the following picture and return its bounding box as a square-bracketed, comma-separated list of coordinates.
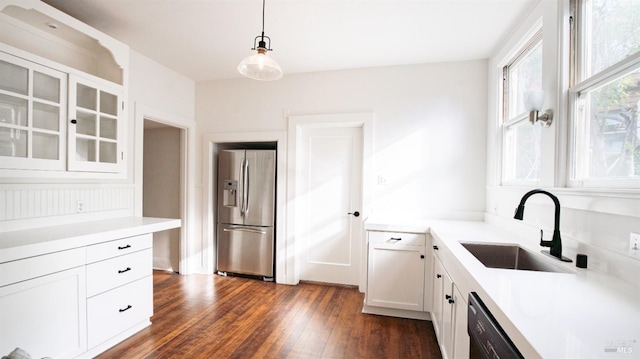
[252, 0, 271, 51]
[261, 0, 266, 41]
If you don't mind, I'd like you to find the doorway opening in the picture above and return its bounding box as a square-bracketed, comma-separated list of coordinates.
[204, 132, 287, 282]
[143, 119, 183, 273]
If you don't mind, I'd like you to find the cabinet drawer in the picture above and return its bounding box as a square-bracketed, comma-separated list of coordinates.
[86, 234, 152, 263]
[368, 231, 425, 246]
[87, 276, 153, 348]
[0, 247, 85, 287]
[86, 248, 152, 297]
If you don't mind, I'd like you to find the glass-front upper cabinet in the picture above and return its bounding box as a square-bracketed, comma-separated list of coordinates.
[68, 75, 123, 173]
[0, 52, 66, 171]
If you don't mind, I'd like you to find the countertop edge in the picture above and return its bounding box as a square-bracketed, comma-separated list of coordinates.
[0, 217, 181, 263]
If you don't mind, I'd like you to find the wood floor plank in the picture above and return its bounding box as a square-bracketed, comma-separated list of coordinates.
[96, 271, 442, 359]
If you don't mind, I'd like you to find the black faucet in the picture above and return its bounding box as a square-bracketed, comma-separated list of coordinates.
[514, 189, 572, 262]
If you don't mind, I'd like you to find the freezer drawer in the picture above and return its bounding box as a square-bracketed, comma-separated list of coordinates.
[217, 224, 274, 278]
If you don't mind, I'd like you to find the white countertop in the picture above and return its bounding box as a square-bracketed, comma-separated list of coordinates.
[366, 218, 640, 358]
[0, 217, 181, 263]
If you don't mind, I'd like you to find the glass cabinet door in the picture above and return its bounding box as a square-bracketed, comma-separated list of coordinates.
[0, 52, 65, 170]
[68, 75, 123, 173]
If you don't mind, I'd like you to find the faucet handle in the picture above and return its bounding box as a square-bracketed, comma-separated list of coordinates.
[540, 229, 553, 247]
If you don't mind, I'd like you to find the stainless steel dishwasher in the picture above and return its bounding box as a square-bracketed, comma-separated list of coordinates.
[468, 292, 524, 359]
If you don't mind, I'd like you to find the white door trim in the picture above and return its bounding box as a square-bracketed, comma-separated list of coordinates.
[287, 112, 374, 291]
[202, 131, 289, 284]
[134, 102, 194, 275]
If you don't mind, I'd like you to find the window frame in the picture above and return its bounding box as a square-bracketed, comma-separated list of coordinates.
[567, 0, 640, 189]
[501, 30, 543, 186]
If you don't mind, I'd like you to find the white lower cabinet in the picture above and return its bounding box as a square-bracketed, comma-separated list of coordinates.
[366, 230, 427, 312]
[363, 225, 469, 358]
[432, 247, 469, 359]
[85, 234, 153, 350]
[0, 266, 87, 359]
[0, 232, 155, 359]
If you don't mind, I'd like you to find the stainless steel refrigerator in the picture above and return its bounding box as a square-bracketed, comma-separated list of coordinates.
[217, 149, 276, 279]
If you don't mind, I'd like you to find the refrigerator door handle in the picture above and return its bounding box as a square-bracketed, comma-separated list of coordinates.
[245, 157, 250, 216]
[240, 157, 248, 217]
[223, 225, 267, 235]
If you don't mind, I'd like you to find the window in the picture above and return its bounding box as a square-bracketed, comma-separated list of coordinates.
[570, 0, 640, 186]
[502, 32, 543, 183]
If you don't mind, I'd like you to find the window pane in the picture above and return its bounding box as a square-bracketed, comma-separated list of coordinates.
[100, 91, 117, 116]
[503, 33, 542, 183]
[583, 0, 640, 77]
[76, 138, 96, 162]
[100, 116, 117, 140]
[0, 94, 28, 127]
[99, 141, 117, 163]
[77, 83, 97, 110]
[33, 71, 60, 103]
[575, 69, 640, 179]
[32, 132, 59, 160]
[76, 111, 97, 136]
[0, 128, 26, 157]
[33, 102, 60, 131]
[507, 41, 543, 120]
[504, 120, 542, 181]
[0, 59, 28, 95]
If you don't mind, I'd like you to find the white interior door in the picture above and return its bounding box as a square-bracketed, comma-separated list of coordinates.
[298, 125, 363, 285]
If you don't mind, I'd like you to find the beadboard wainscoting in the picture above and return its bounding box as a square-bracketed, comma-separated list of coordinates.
[0, 185, 135, 231]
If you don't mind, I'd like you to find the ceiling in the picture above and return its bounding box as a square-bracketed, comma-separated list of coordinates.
[41, 0, 535, 82]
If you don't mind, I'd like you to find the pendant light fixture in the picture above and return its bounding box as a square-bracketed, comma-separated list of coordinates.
[237, 0, 283, 81]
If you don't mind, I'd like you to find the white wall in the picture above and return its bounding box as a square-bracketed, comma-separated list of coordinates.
[485, 0, 640, 285]
[196, 61, 488, 222]
[129, 51, 195, 123]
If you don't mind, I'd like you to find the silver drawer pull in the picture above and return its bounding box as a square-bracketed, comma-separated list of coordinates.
[119, 305, 132, 313]
[118, 267, 132, 274]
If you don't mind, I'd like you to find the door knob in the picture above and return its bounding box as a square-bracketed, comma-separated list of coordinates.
[348, 211, 360, 217]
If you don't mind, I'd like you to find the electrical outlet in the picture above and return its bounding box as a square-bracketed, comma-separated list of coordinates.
[630, 232, 640, 259]
[77, 201, 84, 213]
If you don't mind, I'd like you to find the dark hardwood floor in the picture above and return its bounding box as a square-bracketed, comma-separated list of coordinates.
[96, 271, 442, 359]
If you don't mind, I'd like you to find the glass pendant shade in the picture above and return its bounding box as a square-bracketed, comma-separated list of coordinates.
[237, 49, 283, 81]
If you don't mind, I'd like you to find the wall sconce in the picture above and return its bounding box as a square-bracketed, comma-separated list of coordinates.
[524, 90, 553, 127]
